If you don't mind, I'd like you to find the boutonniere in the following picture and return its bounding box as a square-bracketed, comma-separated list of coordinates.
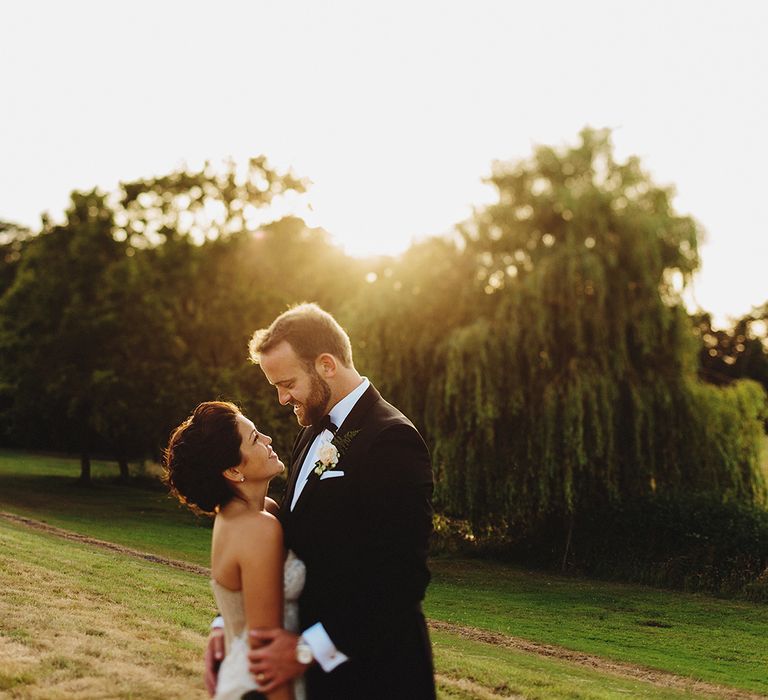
[314, 430, 361, 476]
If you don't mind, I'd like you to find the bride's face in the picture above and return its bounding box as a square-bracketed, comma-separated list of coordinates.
[234, 414, 284, 480]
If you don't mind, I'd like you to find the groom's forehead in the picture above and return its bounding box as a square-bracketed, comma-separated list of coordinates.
[260, 342, 307, 384]
[268, 374, 295, 386]
[261, 364, 301, 386]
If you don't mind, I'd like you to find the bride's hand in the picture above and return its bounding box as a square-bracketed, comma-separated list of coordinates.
[204, 628, 225, 696]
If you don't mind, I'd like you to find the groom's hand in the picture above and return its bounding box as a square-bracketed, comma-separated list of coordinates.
[248, 628, 308, 692]
[204, 628, 225, 696]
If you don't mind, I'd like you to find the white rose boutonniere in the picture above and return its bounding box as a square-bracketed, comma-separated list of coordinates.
[313, 429, 361, 477]
[314, 441, 339, 476]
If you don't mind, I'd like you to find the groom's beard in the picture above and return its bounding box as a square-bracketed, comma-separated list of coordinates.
[295, 370, 332, 427]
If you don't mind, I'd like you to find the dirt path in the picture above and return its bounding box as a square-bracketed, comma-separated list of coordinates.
[0, 511, 209, 575]
[428, 620, 765, 699]
[2, 510, 764, 699]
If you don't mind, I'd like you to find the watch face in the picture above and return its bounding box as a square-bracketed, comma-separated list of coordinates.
[297, 643, 313, 665]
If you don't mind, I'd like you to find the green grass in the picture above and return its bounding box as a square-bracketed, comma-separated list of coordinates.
[428, 558, 768, 694]
[0, 520, 734, 700]
[431, 630, 724, 699]
[2, 448, 767, 697]
[0, 449, 214, 565]
[0, 518, 214, 633]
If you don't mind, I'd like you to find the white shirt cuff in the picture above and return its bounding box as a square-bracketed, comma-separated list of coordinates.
[302, 623, 349, 672]
[211, 615, 224, 630]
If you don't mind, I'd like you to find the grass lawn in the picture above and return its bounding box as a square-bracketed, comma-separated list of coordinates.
[0, 449, 217, 565]
[428, 558, 768, 695]
[0, 519, 738, 700]
[2, 448, 767, 697]
[430, 629, 728, 699]
[0, 518, 212, 699]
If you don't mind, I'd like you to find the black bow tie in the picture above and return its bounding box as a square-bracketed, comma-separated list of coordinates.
[311, 415, 337, 438]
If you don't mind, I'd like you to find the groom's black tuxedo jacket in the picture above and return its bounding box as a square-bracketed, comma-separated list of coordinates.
[278, 384, 436, 700]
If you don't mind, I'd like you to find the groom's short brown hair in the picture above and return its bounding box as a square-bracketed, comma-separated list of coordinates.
[248, 302, 354, 368]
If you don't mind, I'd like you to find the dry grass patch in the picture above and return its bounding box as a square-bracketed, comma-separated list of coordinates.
[0, 520, 211, 699]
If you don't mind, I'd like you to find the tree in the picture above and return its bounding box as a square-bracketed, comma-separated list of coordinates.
[0, 220, 33, 444]
[695, 308, 768, 395]
[116, 156, 306, 248]
[110, 161, 348, 457]
[0, 157, 357, 477]
[0, 192, 128, 481]
[354, 128, 767, 538]
[0, 220, 32, 298]
[347, 235, 478, 435]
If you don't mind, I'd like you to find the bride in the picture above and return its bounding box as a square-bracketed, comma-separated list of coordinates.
[164, 400, 305, 700]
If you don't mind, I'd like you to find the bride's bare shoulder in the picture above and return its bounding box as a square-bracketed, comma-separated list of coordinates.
[215, 505, 282, 544]
[231, 507, 282, 547]
[233, 511, 284, 581]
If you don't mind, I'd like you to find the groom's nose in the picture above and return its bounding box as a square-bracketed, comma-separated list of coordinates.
[277, 387, 291, 405]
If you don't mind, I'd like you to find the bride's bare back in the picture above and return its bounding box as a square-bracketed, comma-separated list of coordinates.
[211, 502, 292, 700]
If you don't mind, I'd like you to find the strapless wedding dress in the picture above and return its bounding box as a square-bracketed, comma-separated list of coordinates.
[211, 550, 307, 700]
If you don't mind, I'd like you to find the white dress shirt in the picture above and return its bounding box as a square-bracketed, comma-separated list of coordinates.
[290, 377, 370, 510]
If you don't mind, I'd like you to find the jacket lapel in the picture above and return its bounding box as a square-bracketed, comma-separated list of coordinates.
[283, 428, 314, 513]
[290, 384, 381, 517]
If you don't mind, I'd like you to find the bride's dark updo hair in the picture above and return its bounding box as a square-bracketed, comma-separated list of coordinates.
[163, 401, 243, 515]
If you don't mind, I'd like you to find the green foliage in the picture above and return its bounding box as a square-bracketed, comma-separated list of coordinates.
[432, 490, 768, 597]
[0, 220, 31, 297]
[745, 568, 768, 602]
[116, 156, 306, 247]
[2, 133, 766, 603]
[0, 192, 128, 473]
[0, 157, 370, 474]
[695, 307, 768, 408]
[347, 236, 477, 435]
[351, 128, 767, 535]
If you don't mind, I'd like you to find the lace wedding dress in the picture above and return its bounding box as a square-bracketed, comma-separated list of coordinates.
[211, 550, 307, 700]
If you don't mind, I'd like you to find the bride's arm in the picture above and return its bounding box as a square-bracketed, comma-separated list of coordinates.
[238, 512, 292, 700]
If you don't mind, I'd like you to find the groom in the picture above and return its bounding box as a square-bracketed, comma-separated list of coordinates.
[246, 303, 435, 699]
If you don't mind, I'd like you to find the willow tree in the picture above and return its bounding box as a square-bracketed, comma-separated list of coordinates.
[346, 236, 478, 433]
[423, 128, 767, 531]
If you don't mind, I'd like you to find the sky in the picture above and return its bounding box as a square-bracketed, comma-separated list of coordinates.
[1, 0, 767, 327]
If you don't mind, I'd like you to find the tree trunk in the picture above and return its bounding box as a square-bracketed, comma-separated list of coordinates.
[561, 514, 574, 572]
[79, 452, 91, 484]
[118, 457, 129, 482]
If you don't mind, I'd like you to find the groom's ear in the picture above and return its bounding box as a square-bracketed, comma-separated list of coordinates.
[315, 353, 338, 378]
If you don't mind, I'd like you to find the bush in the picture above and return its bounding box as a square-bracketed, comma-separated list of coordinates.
[430, 513, 481, 555]
[745, 569, 768, 602]
[568, 495, 768, 595]
[432, 495, 768, 598]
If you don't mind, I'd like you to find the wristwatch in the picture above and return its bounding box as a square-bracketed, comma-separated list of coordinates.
[296, 637, 314, 665]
